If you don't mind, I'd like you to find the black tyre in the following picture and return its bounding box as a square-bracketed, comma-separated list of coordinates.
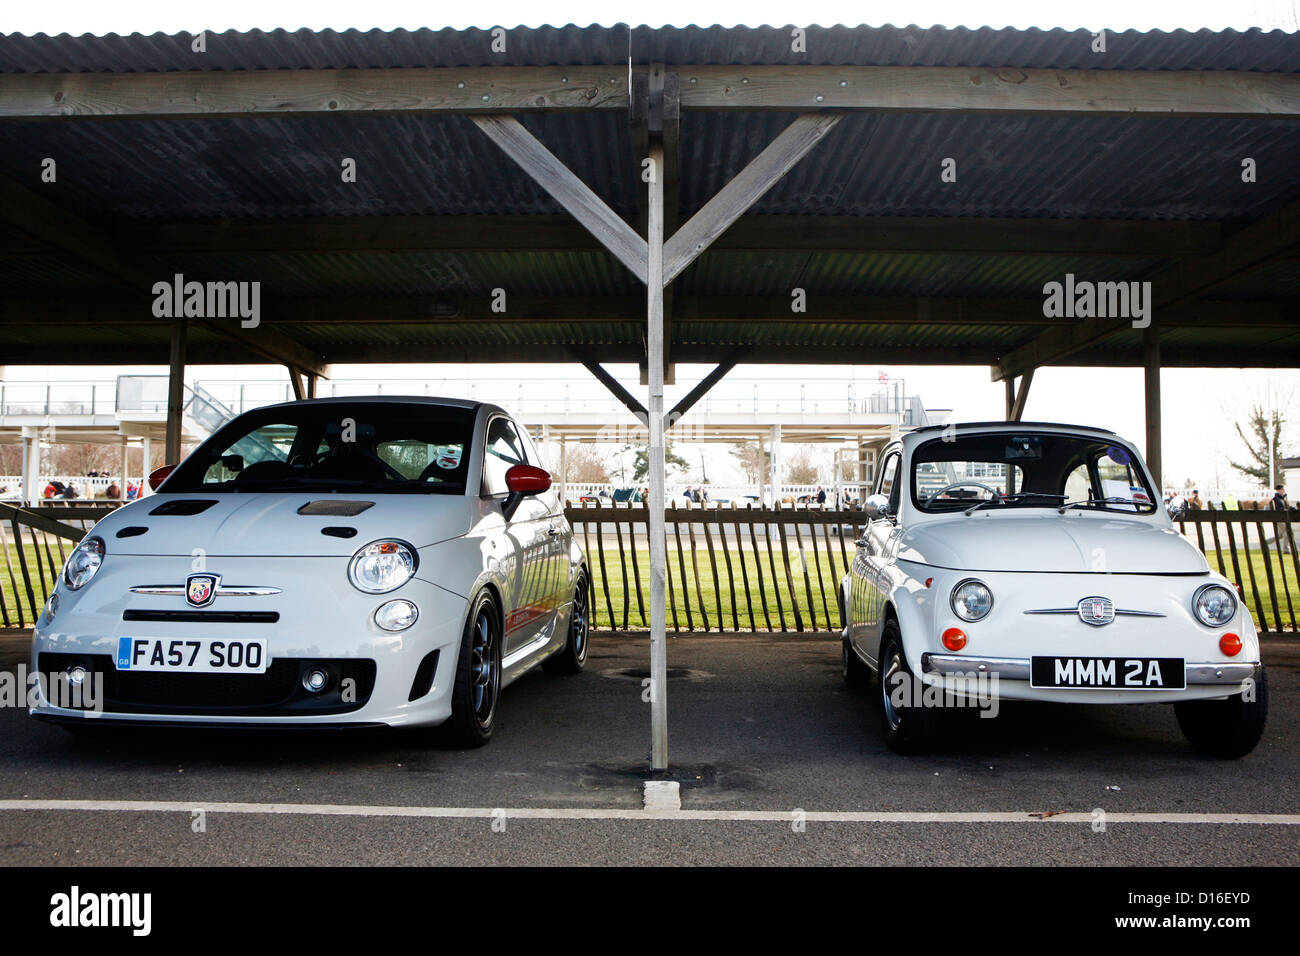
[441, 590, 502, 748]
[543, 572, 590, 676]
[1174, 666, 1268, 758]
[842, 637, 871, 688]
[877, 620, 943, 754]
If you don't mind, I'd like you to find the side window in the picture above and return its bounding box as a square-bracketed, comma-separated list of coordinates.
[516, 422, 545, 469]
[482, 417, 527, 495]
[876, 452, 900, 502]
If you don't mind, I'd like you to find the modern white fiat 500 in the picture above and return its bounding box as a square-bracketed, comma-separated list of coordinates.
[32, 397, 589, 746]
[841, 422, 1266, 757]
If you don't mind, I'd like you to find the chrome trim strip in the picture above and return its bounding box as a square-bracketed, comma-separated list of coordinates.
[924, 654, 1260, 685]
[129, 585, 281, 596]
[922, 654, 1030, 680]
[1185, 662, 1261, 684]
[1023, 608, 1166, 618]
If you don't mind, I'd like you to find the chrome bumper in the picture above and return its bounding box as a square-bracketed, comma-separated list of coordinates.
[922, 653, 1261, 685]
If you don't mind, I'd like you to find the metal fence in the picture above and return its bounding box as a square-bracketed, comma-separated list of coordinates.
[3, 501, 1300, 639]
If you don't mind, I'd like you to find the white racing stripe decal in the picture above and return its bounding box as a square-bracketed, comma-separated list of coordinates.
[0, 799, 1298, 825]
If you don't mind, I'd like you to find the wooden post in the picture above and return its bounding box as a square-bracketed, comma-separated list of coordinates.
[165, 317, 186, 464]
[647, 140, 668, 770]
[1144, 324, 1162, 490]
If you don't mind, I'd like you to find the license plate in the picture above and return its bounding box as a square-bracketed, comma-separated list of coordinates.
[1031, 656, 1185, 690]
[115, 637, 270, 673]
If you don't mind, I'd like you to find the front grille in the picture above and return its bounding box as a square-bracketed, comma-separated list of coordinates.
[39, 654, 376, 716]
[122, 610, 280, 623]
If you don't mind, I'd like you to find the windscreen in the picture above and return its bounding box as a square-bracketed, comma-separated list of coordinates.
[912, 432, 1156, 515]
[163, 402, 476, 494]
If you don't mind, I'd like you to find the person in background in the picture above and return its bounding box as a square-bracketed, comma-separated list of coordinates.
[816, 486, 827, 506]
[1273, 484, 1288, 511]
[1272, 483, 1292, 553]
[42, 481, 57, 499]
[105, 481, 121, 499]
[126, 482, 140, 500]
[1189, 489, 1203, 510]
[60, 482, 80, 500]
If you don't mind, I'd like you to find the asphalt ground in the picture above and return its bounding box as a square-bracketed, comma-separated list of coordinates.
[0, 632, 1297, 866]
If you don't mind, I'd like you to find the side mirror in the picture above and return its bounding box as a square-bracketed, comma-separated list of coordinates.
[502, 464, 551, 519]
[148, 465, 177, 491]
[505, 464, 551, 495]
[862, 493, 891, 520]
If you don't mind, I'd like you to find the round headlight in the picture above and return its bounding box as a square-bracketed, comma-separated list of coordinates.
[348, 539, 417, 594]
[62, 536, 105, 591]
[375, 599, 419, 631]
[950, 579, 993, 622]
[1193, 583, 1237, 627]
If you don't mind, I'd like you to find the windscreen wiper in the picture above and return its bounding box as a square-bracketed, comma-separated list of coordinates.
[1057, 496, 1155, 514]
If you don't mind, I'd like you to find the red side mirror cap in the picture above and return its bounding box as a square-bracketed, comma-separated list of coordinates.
[505, 464, 551, 495]
[148, 465, 177, 491]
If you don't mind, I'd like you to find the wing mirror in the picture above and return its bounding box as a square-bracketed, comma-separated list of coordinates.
[505, 464, 551, 495]
[862, 493, 891, 520]
[503, 464, 551, 519]
[147, 465, 177, 491]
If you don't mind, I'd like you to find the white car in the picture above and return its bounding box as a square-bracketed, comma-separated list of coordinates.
[840, 422, 1267, 757]
[31, 397, 589, 746]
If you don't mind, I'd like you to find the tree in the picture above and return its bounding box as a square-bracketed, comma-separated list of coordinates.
[626, 441, 688, 483]
[564, 444, 610, 483]
[1229, 401, 1291, 487]
[729, 441, 770, 483]
[785, 447, 821, 485]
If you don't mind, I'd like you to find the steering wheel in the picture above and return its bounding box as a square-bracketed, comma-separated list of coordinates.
[925, 481, 1002, 505]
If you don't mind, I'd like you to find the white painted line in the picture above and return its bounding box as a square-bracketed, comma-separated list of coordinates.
[643, 780, 682, 812]
[0, 799, 1298, 825]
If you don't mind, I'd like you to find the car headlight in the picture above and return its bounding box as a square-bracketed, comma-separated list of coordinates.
[1193, 583, 1237, 627]
[950, 579, 993, 622]
[62, 536, 105, 591]
[348, 539, 417, 593]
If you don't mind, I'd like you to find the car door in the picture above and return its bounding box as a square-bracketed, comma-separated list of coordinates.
[516, 422, 569, 628]
[854, 447, 901, 665]
[482, 415, 553, 657]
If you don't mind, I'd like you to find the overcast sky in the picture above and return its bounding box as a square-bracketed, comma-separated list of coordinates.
[2, 2, 1296, 491]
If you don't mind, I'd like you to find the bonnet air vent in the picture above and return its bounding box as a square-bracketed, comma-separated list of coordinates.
[298, 500, 375, 517]
[116, 526, 148, 538]
[321, 527, 358, 538]
[149, 499, 218, 516]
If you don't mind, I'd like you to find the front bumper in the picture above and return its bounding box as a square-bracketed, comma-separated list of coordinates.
[29, 555, 469, 728]
[921, 652, 1261, 703]
[923, 653, 1261, 685]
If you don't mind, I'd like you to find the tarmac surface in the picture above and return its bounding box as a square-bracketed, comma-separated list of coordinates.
[0, 632, 1296, 865]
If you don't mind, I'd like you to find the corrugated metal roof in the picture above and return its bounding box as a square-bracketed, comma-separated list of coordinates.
[0, 23, 1296, 368]
[1, 24, 1298, 73]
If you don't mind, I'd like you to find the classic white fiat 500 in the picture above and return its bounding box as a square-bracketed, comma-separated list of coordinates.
[840, 422, 1266, 757]
[31, 397, 589, 746]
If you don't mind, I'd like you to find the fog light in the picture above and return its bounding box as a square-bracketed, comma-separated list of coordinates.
[941, 627, 967, 652]
[302, 667, 330, 693]
[65, 664, 87, 687]
[1219, 632, 1242, 657]
[375, 599, 419, 631]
